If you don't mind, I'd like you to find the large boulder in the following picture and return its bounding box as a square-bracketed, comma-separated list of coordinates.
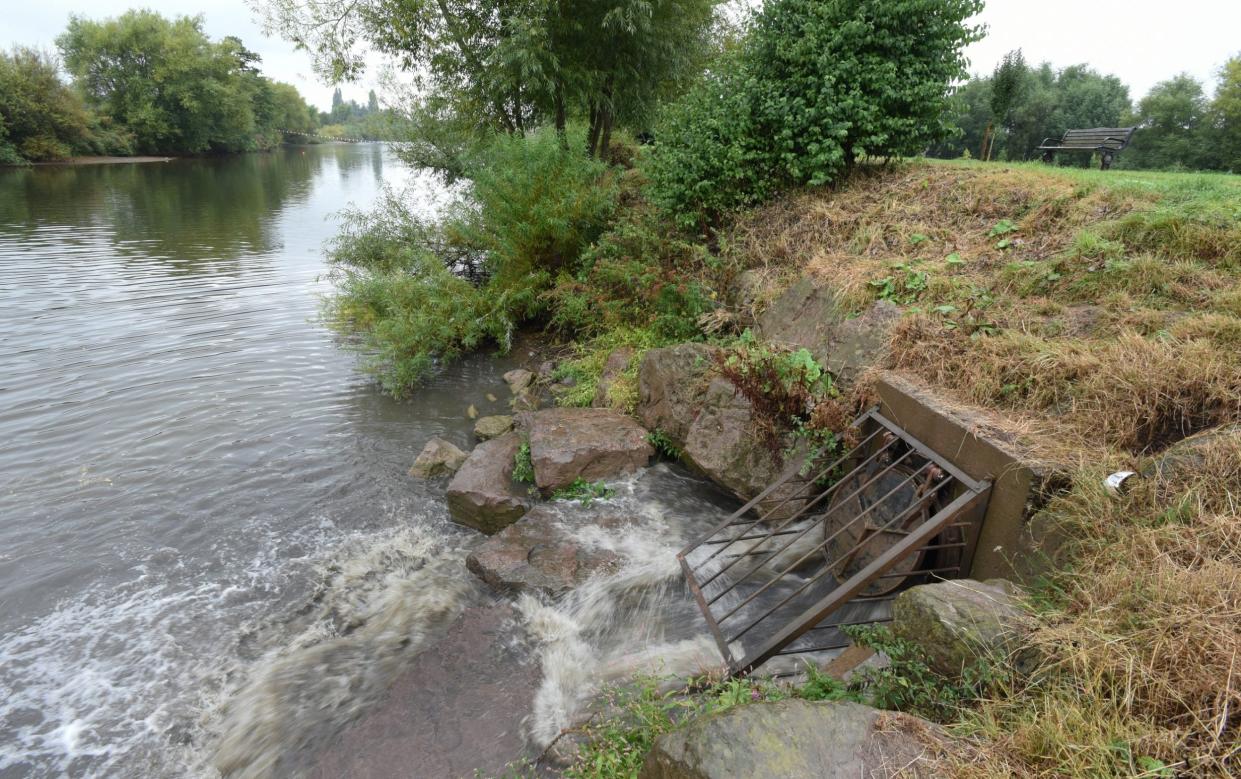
[465, 505, 630, 596]
[892, 579, 1028, 678]
[758, 279, 900, 388]
[592, 347, 635, 409]
[474, 415, 514, 441]
[446, 432, 531, 534]
[517, 408, 653, 493]
[636, 343, 721, 444]
[682, 377, 812, 519]
[408, 437, 468, 479]
[639, 699, 932, 779]
[1143, 423, 1241, 483]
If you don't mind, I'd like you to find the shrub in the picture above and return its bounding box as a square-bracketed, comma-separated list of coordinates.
[325, 125, 622, 396]
[546, 203, 719, 340]
[325, 256, 513, 396]
[649, 0, 982, 227]
[449, 125, 620, 289]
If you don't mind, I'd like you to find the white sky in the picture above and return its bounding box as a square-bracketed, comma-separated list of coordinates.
[4, 1, 1240, 111]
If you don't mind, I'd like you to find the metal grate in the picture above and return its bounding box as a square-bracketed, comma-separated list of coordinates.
[678, 409, 992, 676]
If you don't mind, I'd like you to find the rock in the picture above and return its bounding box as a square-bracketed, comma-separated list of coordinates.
[408, 437, 469, 479]
[465, 505, 631, 596]
[446, 432, 531, 534]
[1143, 423, 1241, 483]
[821, 299, 901, 387]
[537, 360, 557, 382]
[636, 343, 721, 445]
[467, 404, 479, 420]
[681, 377, 812, 519]
[592, 347, 635, 408]
[892, 579, 1028, 678]
[517, 408, 653, 492]
[510, 389, 540, 412]
[503, 368, 535, 394]
[757, 279, 900, 388]
[486, 392, 498, 402]
[639, 699, 932, 779]
[474, 415, 514, 441]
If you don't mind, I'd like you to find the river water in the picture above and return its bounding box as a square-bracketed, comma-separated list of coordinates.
[0, 145, 734, 778]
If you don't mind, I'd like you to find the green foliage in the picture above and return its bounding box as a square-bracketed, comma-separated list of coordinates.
[513, 440, 535, 485]
[257, 0, 720, 159]
[1124, 74, 1213, 171]
[451, 126, 619, 289]
[57, 11, 317, 155]
[650, 0, 982, 226]
[846, 624, 1000, 722]
[326, 126, 621, 395]
[546, 201, 718, 340]
[931, 61, 1132, 163]
[326, 257, 513, 396]
[647, 429, 682, 461]
[0, 47, 93, 162]
[870, 263, 929, 304]
[716, 336, 848, 454]
[551, 478, 616, 505]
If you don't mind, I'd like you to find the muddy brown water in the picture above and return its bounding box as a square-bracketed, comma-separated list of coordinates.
[0, 144, 738, 778]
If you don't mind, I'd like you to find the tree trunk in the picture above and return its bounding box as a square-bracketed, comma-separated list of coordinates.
[981, 123, 994, 161]
[594, 79, 615, 160]
[554, 83, 567, 149]
[587, 101, 601, 158]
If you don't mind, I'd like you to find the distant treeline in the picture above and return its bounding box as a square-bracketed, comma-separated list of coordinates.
[0, 10, 400, 165]
[929, 49, 1241, 172]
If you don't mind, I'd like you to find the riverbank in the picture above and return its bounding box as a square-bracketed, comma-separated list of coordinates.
[31, 155, 177, 166]
[532, 159, 1241, 777]
[330, 157, 1241, 777]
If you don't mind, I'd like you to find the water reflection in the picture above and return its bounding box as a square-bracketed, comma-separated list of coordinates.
[0, 146, 388, 266]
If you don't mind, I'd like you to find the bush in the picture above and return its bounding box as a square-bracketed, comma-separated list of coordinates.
[326, 125, 621, 396]
[649, 0, 983, 227]
[449, 125, 619, 289]
[647, 58, 777, 228]
[546, 203, 719, 340]
[326, 255, 513, 396]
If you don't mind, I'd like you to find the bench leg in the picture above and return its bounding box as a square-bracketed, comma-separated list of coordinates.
[1041, 151, 1054, 164]
[1100, 152, 1114, 171]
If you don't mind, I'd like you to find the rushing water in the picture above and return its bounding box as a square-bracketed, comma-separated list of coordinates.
[0, 145, 738, 778]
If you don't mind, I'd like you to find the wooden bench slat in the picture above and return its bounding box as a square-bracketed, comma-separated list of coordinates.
[1035, 127, 1135, 170]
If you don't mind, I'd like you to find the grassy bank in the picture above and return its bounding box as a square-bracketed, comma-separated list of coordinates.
[713, 160, 1240, 776]
[519, 159, 1240, 777]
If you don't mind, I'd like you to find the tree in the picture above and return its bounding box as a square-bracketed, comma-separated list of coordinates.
[931, 61, 1131, 164]
[1125, 74, 1210, 170]
[256, 0, 721, 158]
[985, 50, 1028, 160]
[1209, 55, 1241, 172]
[650, 0, 983, 226]
[367, 89, 379, 113]
[57, 11, 317, 154]
[0, 47, 93, 161]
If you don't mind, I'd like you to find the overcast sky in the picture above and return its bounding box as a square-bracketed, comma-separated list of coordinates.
[4, 1, 1240, 112]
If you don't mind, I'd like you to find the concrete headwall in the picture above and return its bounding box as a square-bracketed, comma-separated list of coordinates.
[873, 372, 1063, 581]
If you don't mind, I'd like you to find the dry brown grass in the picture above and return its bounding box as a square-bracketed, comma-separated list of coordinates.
[722, 160, 1241, 776]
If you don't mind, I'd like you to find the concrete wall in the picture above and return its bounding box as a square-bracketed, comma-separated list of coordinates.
[873, 372, 1062, 582]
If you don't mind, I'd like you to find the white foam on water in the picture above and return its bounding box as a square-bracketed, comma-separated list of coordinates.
[206, 523, 477, 779]
[0, 511, 471, 779]
[517, 491, 724, 747]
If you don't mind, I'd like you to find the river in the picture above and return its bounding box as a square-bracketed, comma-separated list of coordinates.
[0, 144, 732, 778]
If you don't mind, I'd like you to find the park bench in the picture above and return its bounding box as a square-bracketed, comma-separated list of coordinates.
[1037, 127, 1136, 170]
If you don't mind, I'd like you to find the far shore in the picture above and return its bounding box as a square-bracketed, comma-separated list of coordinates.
[32, 156, 177, 166]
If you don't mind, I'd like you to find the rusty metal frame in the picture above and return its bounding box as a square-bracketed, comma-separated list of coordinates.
[678, 409, 992, 675]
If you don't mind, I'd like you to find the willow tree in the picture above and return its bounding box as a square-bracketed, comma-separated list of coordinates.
[255, 0, 720, 157]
